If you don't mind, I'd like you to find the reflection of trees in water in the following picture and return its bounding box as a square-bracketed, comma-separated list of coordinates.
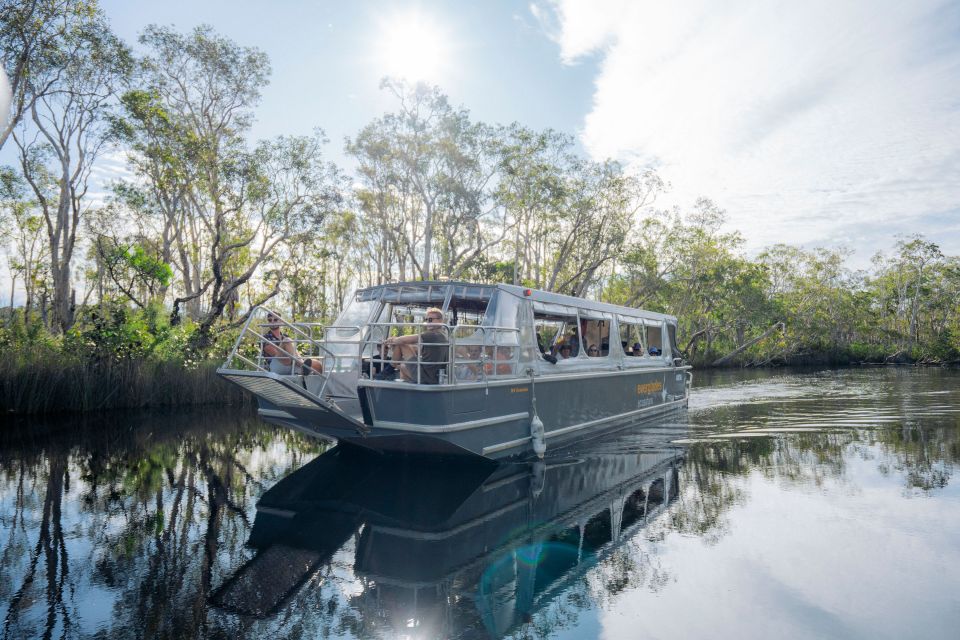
[671, 417, 960, 550]
[2, 452, 70, 640]
[0, 411, 323, 640]
[876, 419, 959, 492]
[2, 398, 957, 639]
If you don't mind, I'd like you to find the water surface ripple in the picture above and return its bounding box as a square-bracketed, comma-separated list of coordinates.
[1, 367, 958, 639]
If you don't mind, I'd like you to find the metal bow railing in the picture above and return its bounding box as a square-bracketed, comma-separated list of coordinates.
[222, 307, 524, 389]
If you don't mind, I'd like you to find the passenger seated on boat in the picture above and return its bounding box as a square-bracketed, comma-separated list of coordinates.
[558, 343, 573, 360]
[648, 346, 662, 356]
[383, 307, 448, 384]
[587, 344, 600, 357]
[454, 345, 482, 381]
[632, 342, 643, 355]
[567, 319, 587, 356]
[483, 346, 515, 375]
[261, 312, 323, 375]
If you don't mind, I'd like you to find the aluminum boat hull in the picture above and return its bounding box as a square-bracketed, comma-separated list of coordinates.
[220, 363, 690, 460]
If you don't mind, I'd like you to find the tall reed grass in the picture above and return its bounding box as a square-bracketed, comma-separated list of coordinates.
[0, 352, 251, 415]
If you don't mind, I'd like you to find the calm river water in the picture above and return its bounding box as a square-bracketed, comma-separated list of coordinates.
[1, 367, 958, 639]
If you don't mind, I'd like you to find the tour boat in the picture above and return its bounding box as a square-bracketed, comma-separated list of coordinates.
[217, 281, 692, 460]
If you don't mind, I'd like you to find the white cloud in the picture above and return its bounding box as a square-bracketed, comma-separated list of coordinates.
[547, 0, 960, 260]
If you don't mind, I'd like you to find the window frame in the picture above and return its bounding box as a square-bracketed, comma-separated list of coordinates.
[617, 315, 647, 358]
[577, 310, 613, 359]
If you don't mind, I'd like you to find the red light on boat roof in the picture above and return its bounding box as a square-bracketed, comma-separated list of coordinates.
[524, 288, 532, 296]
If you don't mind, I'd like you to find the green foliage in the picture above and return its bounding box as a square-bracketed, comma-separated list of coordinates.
[476, 259, 521, 284]
[603, 207, 960, 366]
[0, 310, 58, 352]
[63, 304, 152, 360]
[126, 245, 172, 286]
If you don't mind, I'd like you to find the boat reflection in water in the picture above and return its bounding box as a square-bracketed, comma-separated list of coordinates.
[212, 428, 684, 637]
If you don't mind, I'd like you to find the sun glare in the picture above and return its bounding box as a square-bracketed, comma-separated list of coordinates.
[375, 10, 452, 83]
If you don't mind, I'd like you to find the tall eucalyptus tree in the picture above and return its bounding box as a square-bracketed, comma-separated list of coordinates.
[545, 159, 661, 296]
[121, 24, 271, 321]
[10, 7, 129, 332]
[496, 125, 569, 287]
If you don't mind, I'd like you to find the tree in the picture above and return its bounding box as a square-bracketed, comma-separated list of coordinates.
[10, 7, 129, 332]
[0, 168, 49, 313]
[349, 79, 512, 281]
[0, 0, 102, 149]
[759, 244, 860, 360]
[121, 24, 270, 321]
[545, 159, 661, 296]
[869, 235, 952, 356]
[110, 88, 193, 302]
[496, 125, 569, 287]
[191, 132, 342, 346]
[113, 26, 343, 349]
[281, 210, 359, 320]
[93, 235, 172, 308]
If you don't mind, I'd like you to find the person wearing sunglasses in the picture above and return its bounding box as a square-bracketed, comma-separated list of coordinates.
[381, 307, 448, 384]
[261, 312, 323, 375]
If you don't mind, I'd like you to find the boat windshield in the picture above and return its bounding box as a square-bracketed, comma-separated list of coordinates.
[335, 283, 499, 360]
[323, 295, 378, 356]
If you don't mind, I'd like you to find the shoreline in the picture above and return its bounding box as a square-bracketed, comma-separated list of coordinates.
[3, 355, 954, 418]
[0, 358, 253, 416]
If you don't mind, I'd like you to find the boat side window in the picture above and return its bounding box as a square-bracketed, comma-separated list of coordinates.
[380, 304, 452, 383]
[645, 321, 664, 357]
[578, 311, 612, 358]
[533, 304, 580, 362]
[533, 313, 579, 360]
[449, 306, 485, 327]
[446, 297, 503, 381]
[619, 317, 645, 357]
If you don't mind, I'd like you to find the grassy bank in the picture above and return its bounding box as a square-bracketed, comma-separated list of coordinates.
[0, 306, 255, 415]
[0, 355, 251, 415]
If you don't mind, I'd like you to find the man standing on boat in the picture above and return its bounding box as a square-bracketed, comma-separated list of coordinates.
[382, 307, 448, 384]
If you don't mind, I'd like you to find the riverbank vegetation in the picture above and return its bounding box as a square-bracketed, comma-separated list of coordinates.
[1, 2, 958, 413]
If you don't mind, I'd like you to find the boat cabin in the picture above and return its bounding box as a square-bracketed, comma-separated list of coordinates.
[313, 281, 683, 386]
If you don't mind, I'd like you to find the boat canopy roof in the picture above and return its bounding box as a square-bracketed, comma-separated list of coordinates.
[353, 281, 677, 324]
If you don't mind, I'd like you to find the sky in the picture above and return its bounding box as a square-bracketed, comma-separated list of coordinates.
[7, 0, 960, 268]
[543, 0, 960, 263]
